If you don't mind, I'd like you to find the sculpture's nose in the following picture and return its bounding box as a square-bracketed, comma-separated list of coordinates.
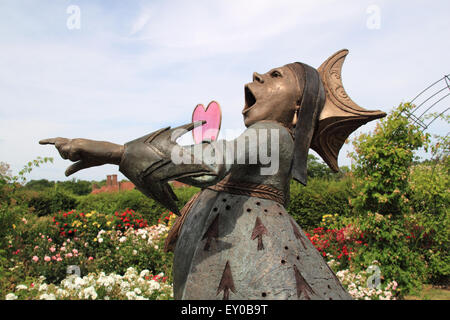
[253, 72, 264, 84]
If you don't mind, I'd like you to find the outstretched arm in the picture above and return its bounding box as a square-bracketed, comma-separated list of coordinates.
[39, 138, 124, 176]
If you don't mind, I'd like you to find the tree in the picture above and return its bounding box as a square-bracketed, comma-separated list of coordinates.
[25, 179, 55, 190]
[57, 179, 92, 196]
[349, 103, 429, 216]
[307, 154, 348, 180]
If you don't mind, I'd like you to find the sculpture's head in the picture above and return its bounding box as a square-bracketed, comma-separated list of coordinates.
[242, 65, 303, 129]
[242, 49, 386, 185]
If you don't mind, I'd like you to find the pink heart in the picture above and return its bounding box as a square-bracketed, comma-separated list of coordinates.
[192, 101, 222, 144]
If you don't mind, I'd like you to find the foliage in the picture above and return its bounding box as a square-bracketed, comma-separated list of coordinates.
[408, 139, 449, 284]
[2, 157, 53, 188]
[0, 157, 54, 255]
[305, 224, 366, 270]
[306, 154, 350, 180]
[288, 178, 355, 230]
[56, 179, 92, 196]
[349, 213, 427, 295]
[25, 179, 54, 191]
[5, 208, 176, 295]
[349, 103, 429, 216]
[28, 189, 78, 217]
[409, 141, 449, 217]
[51, 209, 149, 240]
[345, 102, 450, 292]
[76, 187, 199, 226]
[5, 268, 173, 300]
[76, 190, 165, 226]
[335, 267, 399, 300]
[319, 209, 449, 295]
[26, 179, 93, 196]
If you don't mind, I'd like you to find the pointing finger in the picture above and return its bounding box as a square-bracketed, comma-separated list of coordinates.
[39, 137, 69, 146]
[39, 138, 57, 145]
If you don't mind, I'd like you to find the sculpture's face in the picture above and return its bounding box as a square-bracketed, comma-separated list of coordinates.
[242, 65, 301, 128]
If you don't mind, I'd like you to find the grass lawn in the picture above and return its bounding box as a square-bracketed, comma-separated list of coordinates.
[404, 285, 450, 300]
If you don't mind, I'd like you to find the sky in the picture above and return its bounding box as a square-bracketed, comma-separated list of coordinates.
[0, 0, 449, 182]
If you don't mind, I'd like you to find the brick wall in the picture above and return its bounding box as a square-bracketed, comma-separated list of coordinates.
[91, 175, 188, 194]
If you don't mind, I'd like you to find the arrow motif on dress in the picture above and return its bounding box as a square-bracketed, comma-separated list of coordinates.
[290, 219, 307, 250]
[293, 264, 315, 300]
[251, 217, 268, 251]
[202, 214, 219, 251]
[217, 261, 236, 300]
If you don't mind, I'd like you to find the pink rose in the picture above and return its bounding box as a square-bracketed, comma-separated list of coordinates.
[392, 281, 398, 290]
[44, 256, 51, 262]
[88, 257, 94, 261]
[52, 256, 57, 260]
[65, 253, 73, 258]
[32, 256, 39, 262]
[72, 249, 78, 254]
[50, 246, 56, 252]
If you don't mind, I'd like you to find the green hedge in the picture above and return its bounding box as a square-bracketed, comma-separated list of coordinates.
[28, 190, 78, 217]
[20, 177, 355, 232]
[75, 179, 353, 230]
[76, 187, 200, 225]
[22, 177, 356, 232]
[287, 177, 355, 230]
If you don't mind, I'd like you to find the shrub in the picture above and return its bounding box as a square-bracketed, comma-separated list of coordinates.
[347, 102, 449, 291]
[335, 267, 399, 300]
[325, 213, 431, 296]
[7, 209, 176, 287]
[288, 178, 355, 230]
[76, 187, 199, 226]
[5, 268, 173, 300]
[305, 224, 366, 270]
[349, 102, 429, 217]
[76, 191, 165, 225]
[28, 190, 78, 217]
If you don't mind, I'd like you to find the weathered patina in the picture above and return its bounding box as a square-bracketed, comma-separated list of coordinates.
[40, 49, 386, 300]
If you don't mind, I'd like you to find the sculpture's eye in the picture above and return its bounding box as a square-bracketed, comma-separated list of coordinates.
[270, 70, 282, 78]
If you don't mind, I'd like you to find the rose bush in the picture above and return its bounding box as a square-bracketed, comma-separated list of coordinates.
[5, 209, 177, 299]
[6, 267, 173, 300]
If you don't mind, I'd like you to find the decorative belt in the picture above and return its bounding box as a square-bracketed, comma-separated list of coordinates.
[164, 176, 285, 252]
[207, 175, 285, 205]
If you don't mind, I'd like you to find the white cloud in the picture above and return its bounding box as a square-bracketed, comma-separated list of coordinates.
[0, 0, 449, 182]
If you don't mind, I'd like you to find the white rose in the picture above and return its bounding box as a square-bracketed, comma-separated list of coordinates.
[5, 293, 18, 300]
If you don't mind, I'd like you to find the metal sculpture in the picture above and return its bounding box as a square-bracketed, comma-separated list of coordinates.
[404, 74, 450, 131]
[40, 49, 386, 300]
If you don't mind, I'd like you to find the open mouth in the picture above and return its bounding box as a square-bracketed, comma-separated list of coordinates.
[243, 85, 257, 114]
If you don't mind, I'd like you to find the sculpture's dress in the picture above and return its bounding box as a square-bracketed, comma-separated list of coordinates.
[120, 120, 352, 300]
